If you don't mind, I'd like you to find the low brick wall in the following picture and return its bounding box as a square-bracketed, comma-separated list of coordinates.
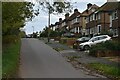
[60, 38, 76, 46]
[96, 50, 120, 57]
[66, 39, 76, 46]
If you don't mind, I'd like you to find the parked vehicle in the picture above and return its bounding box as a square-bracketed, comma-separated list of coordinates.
[79, 35, 111, 50]
[73, 37, 90, 49]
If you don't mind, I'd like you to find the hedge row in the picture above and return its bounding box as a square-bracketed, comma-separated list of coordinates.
[89, 40, 120, 57]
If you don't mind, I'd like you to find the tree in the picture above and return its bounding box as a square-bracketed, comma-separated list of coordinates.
[37, 0, 73, 42]
[2, 2, 39, 43]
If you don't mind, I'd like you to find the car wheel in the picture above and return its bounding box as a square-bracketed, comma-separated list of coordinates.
[84, 45, 90, 50]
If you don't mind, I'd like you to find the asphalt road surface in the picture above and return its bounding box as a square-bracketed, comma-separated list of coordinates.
[19, 38, 97, 78]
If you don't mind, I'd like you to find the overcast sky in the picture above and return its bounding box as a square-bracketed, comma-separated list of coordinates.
[24, 0, 107, 34]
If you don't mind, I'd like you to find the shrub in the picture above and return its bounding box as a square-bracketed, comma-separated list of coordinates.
[3, 35, 20, 44]
[89, 40, 120, 57]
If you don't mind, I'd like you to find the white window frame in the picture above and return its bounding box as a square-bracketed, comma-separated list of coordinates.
[98, 13, 100, 20]
[93, 14, 95, 20]
[113, 29, 118, 37]
[97, 25, 101, 33]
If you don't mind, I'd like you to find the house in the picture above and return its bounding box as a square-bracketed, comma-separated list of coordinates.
[50, 24, 55, 31]
[108, 2, 120, 37]
[60, 13, 70, 33]
[85, 2, 112, 37]
[85, 2, 120, 38]
[81, 3, 99, 36]
[69, 9, 81, 36]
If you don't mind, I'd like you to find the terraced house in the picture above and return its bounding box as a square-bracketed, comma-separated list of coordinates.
[85, 2, 120, 38]
[61, 13, 70, 33]
[80, 3, 99, 36]
[109, 2, 120, 37]
[69, 9, 81, 36]
[50, 2, 120, 38]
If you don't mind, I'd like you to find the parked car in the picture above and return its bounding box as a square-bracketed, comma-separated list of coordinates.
[73, 37, 90, 49]
[79, 35, 111, 50]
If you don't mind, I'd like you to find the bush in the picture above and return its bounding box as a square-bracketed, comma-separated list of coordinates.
[89, 40, 120, 57]
[3, 35, 20, 44]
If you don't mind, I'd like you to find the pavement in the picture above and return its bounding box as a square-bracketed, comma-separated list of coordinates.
[41, 38, 120, 68]
[19, 38, 101, 78]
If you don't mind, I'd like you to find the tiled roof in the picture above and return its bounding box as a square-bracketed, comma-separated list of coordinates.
[69, 11, 81, 20]
[97, 2, 119, 12]
[81, 4, 99, 16]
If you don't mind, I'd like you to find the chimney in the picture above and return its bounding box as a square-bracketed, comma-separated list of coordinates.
[65, 13, 69, 20]
[59, 18, 62, 22]
[74, 9, 78, 13]
[87, 3, 92, 9]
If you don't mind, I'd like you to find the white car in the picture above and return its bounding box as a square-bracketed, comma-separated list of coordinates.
[79, 35, 111, 50]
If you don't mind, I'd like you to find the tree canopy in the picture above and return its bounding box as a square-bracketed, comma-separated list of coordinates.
[38, 1, 73, 14]
[2, 2, 39, 36]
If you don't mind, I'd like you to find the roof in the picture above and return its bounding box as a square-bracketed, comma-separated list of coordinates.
[69, 11, 81, 20]
[97, 2, 120, 12]
[81, 4, 99, 16]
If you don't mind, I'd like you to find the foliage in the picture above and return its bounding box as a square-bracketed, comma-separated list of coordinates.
[20, 31, 26, 38]
[2, 41, 21, 78]
[3, 35, 20, 44]
[38, 0, 73, 14]
[2, 2, 39, 43]
[40, 27, 61, 37]
[89, 41, 120, 56]
[88, 63, 120, 78]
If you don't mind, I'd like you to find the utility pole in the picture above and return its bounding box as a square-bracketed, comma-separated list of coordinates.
[48, 5, 51, 42]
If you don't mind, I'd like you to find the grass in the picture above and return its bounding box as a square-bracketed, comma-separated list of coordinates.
[88, 63, 120, 78]
[2, 41, 21, 78]
[67, 56, 81, 61]
[53, 48, 65, 51]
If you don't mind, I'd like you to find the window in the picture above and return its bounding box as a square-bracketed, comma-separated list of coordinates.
[92, 9, 95, 12]
[77, 17, 80, 22]
[86, 17, 89, 23]
[98, 36, 107, 40]
[91, 37, 99, 42]
[112, 11, 118, 20]
[98, 13, 100, 19]
[97, 25, 101, 33]
[113, 29, 118, 37]
[115, 11, 118, 19]
[90, 15, 92, 21]
[93, 14, 95, 20]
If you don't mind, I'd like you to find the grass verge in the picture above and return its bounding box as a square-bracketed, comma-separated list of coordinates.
[53, 48, 65, 52]
[88, 63, 120, 79]
[2, 41, 21, 78]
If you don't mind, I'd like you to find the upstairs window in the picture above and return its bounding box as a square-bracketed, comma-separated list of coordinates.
[112, 11, 118, 20]
[98, 13, 101, 20]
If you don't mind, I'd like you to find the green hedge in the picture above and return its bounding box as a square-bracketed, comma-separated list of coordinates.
[89, 41, 120, 56]
[3, 35, 20, 44]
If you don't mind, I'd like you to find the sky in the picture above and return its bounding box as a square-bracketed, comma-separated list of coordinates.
[24, 0, 108, 34]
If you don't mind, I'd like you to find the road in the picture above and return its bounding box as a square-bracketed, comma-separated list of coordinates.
[19, 38, 97, 78]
